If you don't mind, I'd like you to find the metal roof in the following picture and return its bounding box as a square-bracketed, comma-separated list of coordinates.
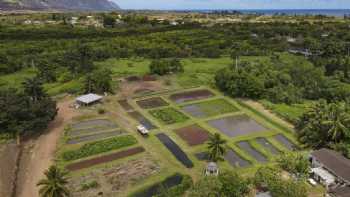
[76, 93, 103, 104]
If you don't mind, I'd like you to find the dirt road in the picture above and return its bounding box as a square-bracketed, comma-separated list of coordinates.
[16, 98, 78, 197]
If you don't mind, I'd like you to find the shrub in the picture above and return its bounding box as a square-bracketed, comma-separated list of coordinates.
[80, 180, 99, 191]
[98, 108, 106, 114]
[62, 135, 137, 161]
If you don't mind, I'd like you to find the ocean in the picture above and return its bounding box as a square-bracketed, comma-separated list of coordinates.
[176, 9, 350, 17]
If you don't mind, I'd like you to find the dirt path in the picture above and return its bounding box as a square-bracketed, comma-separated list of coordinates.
[16, 98, 78, 197]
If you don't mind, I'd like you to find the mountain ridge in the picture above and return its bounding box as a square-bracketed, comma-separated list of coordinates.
[0, 0, 120, 11]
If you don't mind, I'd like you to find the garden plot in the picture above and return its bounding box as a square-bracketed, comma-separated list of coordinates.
[66, 147, 145, 171]
[128, 111, 157, 130]
[174, 124, 209, 146]
[118, 99, 135, 112]
[156, 133, 194, 168]
[169, 89, 214, 103]
[66, 130, 125, 145]
[71, 119, 118, 130]
[224, 149, 251, 168]
[136, 97, 169, 109]
[149, 107, 189, 125]
[274, 134, 298, 150]
[67, 155, 160, 197]
[133, 174, 184, 197]
[255, 137, 280, 155]
[181, 99, 238, 118]
[237, 141, 268, 163]
[207, 115, 267, 137]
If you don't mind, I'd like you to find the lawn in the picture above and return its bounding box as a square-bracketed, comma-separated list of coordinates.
[149, 107, 189, 125]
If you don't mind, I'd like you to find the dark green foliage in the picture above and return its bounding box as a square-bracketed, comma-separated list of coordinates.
[157, 175, 193, 197]
[83, 68, 113, 93]
[62, 135, 137, 161]
[296, 100, 350, 150]
[149, 59, 184, 75]
[207, 133, 227, 162]
[0, 79, 57, 136]
[254, 167, 308, 197]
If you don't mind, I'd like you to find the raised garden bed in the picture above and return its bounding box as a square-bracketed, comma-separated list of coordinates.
[128, 111, 157, 130]
[66, 130, 125, 145]
[71, 119, 117, 130]
[174, 124, 209, 146]
[66, 147, 145, 171]
[118, 99, 135, 112]
[156, 133, 193, 168]
[237, 141, 268, 163]
[207, 115, 267, 137]
[169, 89, 214, 103]
[149, 107, 189, 125]
[181, 99, 238, 118]
[224, 149, 251, 168]
[273, 134, 298, 150]
[62, 135, 137, 161]
[255, 137, 280, 155]
[136, 97, 169, 109]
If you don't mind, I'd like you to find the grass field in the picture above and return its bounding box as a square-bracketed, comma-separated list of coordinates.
[149, 107, 189, 125]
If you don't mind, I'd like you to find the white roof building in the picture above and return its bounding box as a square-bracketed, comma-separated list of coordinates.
[76, 93, 103, 105]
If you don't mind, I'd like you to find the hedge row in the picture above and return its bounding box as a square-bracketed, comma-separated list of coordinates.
[62, 135, 137, 161]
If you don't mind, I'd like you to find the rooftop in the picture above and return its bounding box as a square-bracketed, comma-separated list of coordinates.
[76, 93, 103, 104]
[311, 148, 350, 183]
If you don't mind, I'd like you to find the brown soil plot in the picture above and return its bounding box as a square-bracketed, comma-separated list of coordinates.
[66, 147, 145, 171]
[169, 89, 214, 103]
[136, 97, 169, 109]
[174, 124, 209, 146]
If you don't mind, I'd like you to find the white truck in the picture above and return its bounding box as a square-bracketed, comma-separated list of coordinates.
[137, 125, 149, 135]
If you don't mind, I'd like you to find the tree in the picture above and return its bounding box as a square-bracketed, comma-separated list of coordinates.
[37, 165, 70, 197]
[218, 171, 251, 197]
[207, 133, 227, 162]
[103, 15, 116, 28]
[22, 77, 46, 102]
[83, 68, 113, 94]
[149, 59, 184, 75]
[277, 153, 310, 178]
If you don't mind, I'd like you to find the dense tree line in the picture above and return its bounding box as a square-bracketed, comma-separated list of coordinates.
[0, 77, 57, 136]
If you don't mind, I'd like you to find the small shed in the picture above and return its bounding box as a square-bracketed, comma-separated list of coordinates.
[76, 93, 103, 106]
[205, 162, 219, 176]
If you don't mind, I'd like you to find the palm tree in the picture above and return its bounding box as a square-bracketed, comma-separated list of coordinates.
[323, 103, 350, 143]
[37, 165, 70, 197]
[207, 133, 227, 162]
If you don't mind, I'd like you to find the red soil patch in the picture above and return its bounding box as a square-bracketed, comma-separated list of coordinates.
[136, 97, 169, 109]
[126, 76, 141, 82]
[174, 124, 209, 146]
[143, 75, 157, 81]
[66, 147, 145, 171]
[169, 89, 214, 103]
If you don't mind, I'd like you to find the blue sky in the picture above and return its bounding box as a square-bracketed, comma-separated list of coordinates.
[113, 0, 349, 10]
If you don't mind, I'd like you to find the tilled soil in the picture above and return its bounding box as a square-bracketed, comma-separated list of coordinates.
[174, 124, 209, 146]
[169, 89, 214, 103]
[0, 142, 20, 197]
[67, 155, 160, 197]
[136, 97, 169, 109]
[66, 147, 145, 171]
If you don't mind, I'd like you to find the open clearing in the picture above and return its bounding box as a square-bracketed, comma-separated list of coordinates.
[207, 114, 267, 137]
[66, 147, 145, 171]
[181, 98, 239, 118]
[174, 124, 209, 146]
[169, 89, 214, 103]
[156, 133, 194, 168]
[136, 97, 169, 109]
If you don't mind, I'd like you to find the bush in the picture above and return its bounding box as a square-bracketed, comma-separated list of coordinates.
[149, 59, 184, 75]
[98, 108, 106, 114]
[80, 180, 99, 191]
[62, 135, 137, 161]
